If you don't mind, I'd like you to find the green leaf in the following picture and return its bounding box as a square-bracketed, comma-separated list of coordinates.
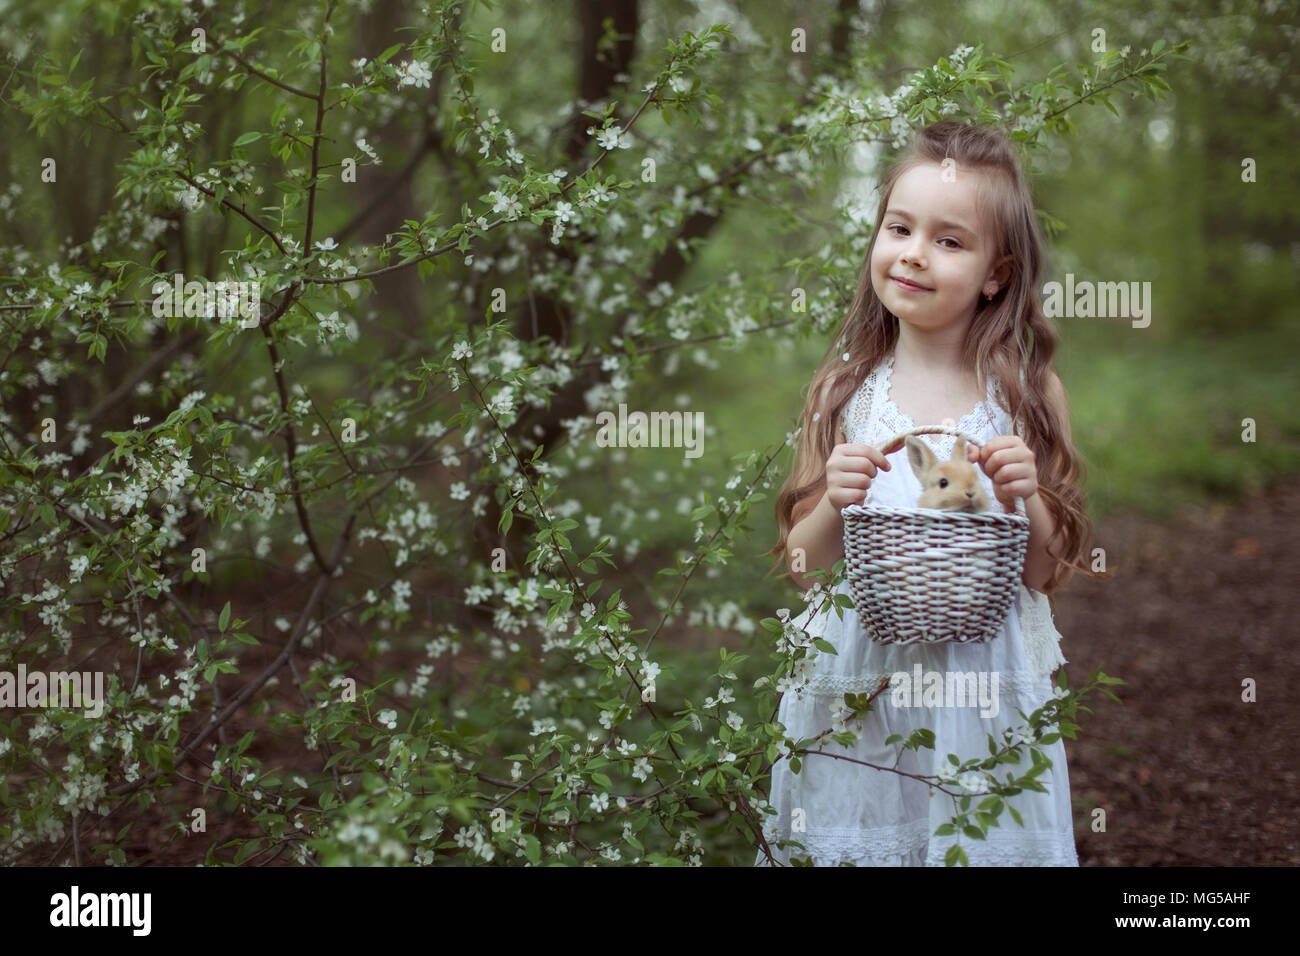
[523, 835, 542, 863]
[234, 839, 262, 864]
[219, 601, 231, 632]
[233, 131, 263, 146]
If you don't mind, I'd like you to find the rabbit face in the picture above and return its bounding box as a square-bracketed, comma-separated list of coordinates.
[905, 435, 991, 513]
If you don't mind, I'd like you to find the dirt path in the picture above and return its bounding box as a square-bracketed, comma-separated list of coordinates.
[1060, 483, 1300, 865]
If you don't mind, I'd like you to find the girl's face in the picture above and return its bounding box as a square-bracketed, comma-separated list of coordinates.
[870, 161, 1008, 334]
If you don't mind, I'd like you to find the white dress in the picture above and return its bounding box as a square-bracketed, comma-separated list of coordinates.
[756, 349, 1078, 866]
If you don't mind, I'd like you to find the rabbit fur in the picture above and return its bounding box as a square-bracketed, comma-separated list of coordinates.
[905, 434, 991, 513]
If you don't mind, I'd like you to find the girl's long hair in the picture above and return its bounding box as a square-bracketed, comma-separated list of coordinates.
[767, 120, 1102, 597]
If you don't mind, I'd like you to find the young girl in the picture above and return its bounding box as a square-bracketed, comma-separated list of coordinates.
[756, 120, 1098, 867]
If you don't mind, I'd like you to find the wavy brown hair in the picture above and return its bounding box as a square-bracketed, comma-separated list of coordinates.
[767, 120, 1104, 598]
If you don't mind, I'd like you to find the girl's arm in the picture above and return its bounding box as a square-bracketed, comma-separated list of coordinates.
[787, 488, 845, 593]
[1021, 492, 1063, 592]
[1020, 373, 1074, 592]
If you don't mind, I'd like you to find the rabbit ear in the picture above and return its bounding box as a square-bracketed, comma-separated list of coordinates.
[951, 436, 966, 461]
[905, 435, 935, 480]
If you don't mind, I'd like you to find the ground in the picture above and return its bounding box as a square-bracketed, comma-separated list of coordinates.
[1063, 483, 1299, 865]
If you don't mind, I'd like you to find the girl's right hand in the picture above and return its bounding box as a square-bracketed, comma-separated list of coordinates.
[826, 434, 891, 509]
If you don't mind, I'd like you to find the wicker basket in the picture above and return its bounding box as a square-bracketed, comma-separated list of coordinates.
[841, 425, 1030, 646]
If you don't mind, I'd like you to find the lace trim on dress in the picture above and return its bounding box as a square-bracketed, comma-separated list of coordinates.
[805, 666, 1048, 699]
[877, 350, 996, 458]
[841, 357, 885, 446]
[800, 819, 931, 861]
[839, 367, 867, 444]
[760, 820, 1078, 867]
[804, 673, 893, 696]
[923, 829, 1078, 867]
[843, 351, 1027, 448]
[1018, 584, 1068, 683]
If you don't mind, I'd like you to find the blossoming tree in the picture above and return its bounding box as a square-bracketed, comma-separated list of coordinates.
[0, 0, 1172, 865]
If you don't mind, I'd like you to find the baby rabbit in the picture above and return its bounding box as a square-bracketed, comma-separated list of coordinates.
[905, 434, 991, 513]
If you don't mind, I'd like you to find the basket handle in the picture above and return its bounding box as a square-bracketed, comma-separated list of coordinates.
[868, 425, 1026, 517]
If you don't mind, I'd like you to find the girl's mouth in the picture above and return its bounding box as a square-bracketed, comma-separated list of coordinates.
[891, 276, 931, 292]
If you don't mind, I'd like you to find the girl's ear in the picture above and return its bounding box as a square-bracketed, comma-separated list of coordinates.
[988, 253, 1014, 292]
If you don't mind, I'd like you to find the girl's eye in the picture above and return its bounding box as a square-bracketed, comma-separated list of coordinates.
[888, 225, 961, 248]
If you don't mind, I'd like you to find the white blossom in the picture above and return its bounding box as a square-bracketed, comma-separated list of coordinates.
[397, 60, 432, 88]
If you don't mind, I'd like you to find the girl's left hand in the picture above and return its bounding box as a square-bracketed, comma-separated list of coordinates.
[966, 436, 1038, 512]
